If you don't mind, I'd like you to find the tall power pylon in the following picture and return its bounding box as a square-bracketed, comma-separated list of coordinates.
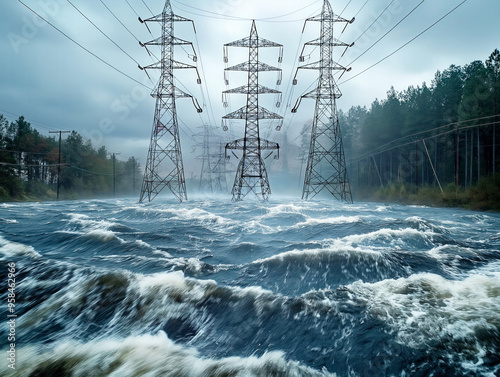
[212, 142, 229, 194]
[292, 0, 354, 202]
[194, 124, 228, 194]
[222, 20, 283, 201]
[138, 0, 202, 202]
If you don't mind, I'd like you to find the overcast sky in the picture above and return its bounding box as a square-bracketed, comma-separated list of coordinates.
[1, 0, 499, 176]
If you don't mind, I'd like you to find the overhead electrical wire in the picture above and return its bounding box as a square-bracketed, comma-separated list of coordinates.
[171, 1, 321, 23]
[339, 0, 468, 86]
[339, 0, 352, 17]
[99, 0, 146, 45]
[0, 108, 61, 132]
[358, 113, 500, 160]
[350, 120, 500, 164]
[67, 0, 141, 67]
[193, 32, 221, 138]
[172, 0, 322, 22]
[346, 0, 426, 67]
[350, 113, 497, 163]
[17, 0, 152, 91]
[141, 0, 155, 17]
[354, 0, 371, 18]
[125, 0, 140, 18]
[352, 0, 396, 44]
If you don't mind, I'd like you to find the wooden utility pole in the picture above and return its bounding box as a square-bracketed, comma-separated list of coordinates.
[455, 126, 459, 192]
[49, 130, 70, 200]
[112, 153, 120, 198]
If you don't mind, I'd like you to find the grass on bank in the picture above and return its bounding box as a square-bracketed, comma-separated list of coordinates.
[357, 173, 500, 212]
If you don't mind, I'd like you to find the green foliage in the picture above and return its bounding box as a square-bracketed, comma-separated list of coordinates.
[0, 115, 141, 202]
[346, 49, 500, 211]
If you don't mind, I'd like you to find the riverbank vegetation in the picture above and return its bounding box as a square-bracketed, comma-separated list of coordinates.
[0, 115, 141, 201]
[343, 49, 500, 211]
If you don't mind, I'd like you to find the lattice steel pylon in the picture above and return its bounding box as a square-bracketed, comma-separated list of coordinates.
[138, 0, 202, 202]
[222, 20, 283, 201]
[194, 125, 228, 194]
[292, 0, 354, 202]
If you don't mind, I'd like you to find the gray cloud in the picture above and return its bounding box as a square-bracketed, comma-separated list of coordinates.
[1, 0, 499, 176]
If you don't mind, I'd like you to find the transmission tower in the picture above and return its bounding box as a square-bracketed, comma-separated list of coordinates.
[194, 125, 228, 194]
[222, 20, 283, 201]
[212, 142, 229, 194]
[138, 0, 202, 202]
[292, 0, 354, 202]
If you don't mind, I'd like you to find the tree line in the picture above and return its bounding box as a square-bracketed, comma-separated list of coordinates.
[339, 49, 500, 207]
[0, 115, 141, 201]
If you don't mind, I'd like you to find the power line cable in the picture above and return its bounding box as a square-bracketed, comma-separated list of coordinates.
[99, 0, 140, 43]
[347, 0, 426, 66]
[0, 108, 60, 132]
[352, 0, 396, 44]
[339, 0, 353, 17]
[66, 0, 141, 67]
[350, 113, 498, 162]
[125, 0, 140, 18]
[17, 0, 152, 91]
[340, 0, 468, 85]
[354, 0, 371, 18]
[141, 0, 155, 17]
[172, 0, 321, 21]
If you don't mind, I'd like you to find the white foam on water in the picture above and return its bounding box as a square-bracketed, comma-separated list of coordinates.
[1, 332, 334, 377]
[253, 245, 381, 265]
[136, 270, 217, 303]
[0, 218, 18, 224]
[348, 270, 500, 365]
[131, 206, 230, 226]
[341, 227, 437, 247]
[134, 239, 152, 248]
[169, 207, 229, 224]
[251, 226, 439, 265]
[0, 235, 41, 258]
[259, 203, 308, 219]
[152, 249, 173, 258]
[85, 229, 121, 242]
[292, 215, 362, 228]
[64, 213, 128, 243]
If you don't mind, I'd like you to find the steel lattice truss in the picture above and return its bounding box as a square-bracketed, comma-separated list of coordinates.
[292, 0, 354, 202]
[138, 0, 202, 203]
[223, 21, 283, 201]
[194, 125, 229, 194]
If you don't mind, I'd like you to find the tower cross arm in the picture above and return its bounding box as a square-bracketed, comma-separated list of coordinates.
[224, 37, 282, 49]
[304, 37, 353, 48]
[297, 61, 350, 71]
[259, 139, 279, 150]
[223, 84, 280, 95]
[225, 62, 281, 72]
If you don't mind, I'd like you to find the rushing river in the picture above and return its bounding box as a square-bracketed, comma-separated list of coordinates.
[0, 198, 499, 376]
